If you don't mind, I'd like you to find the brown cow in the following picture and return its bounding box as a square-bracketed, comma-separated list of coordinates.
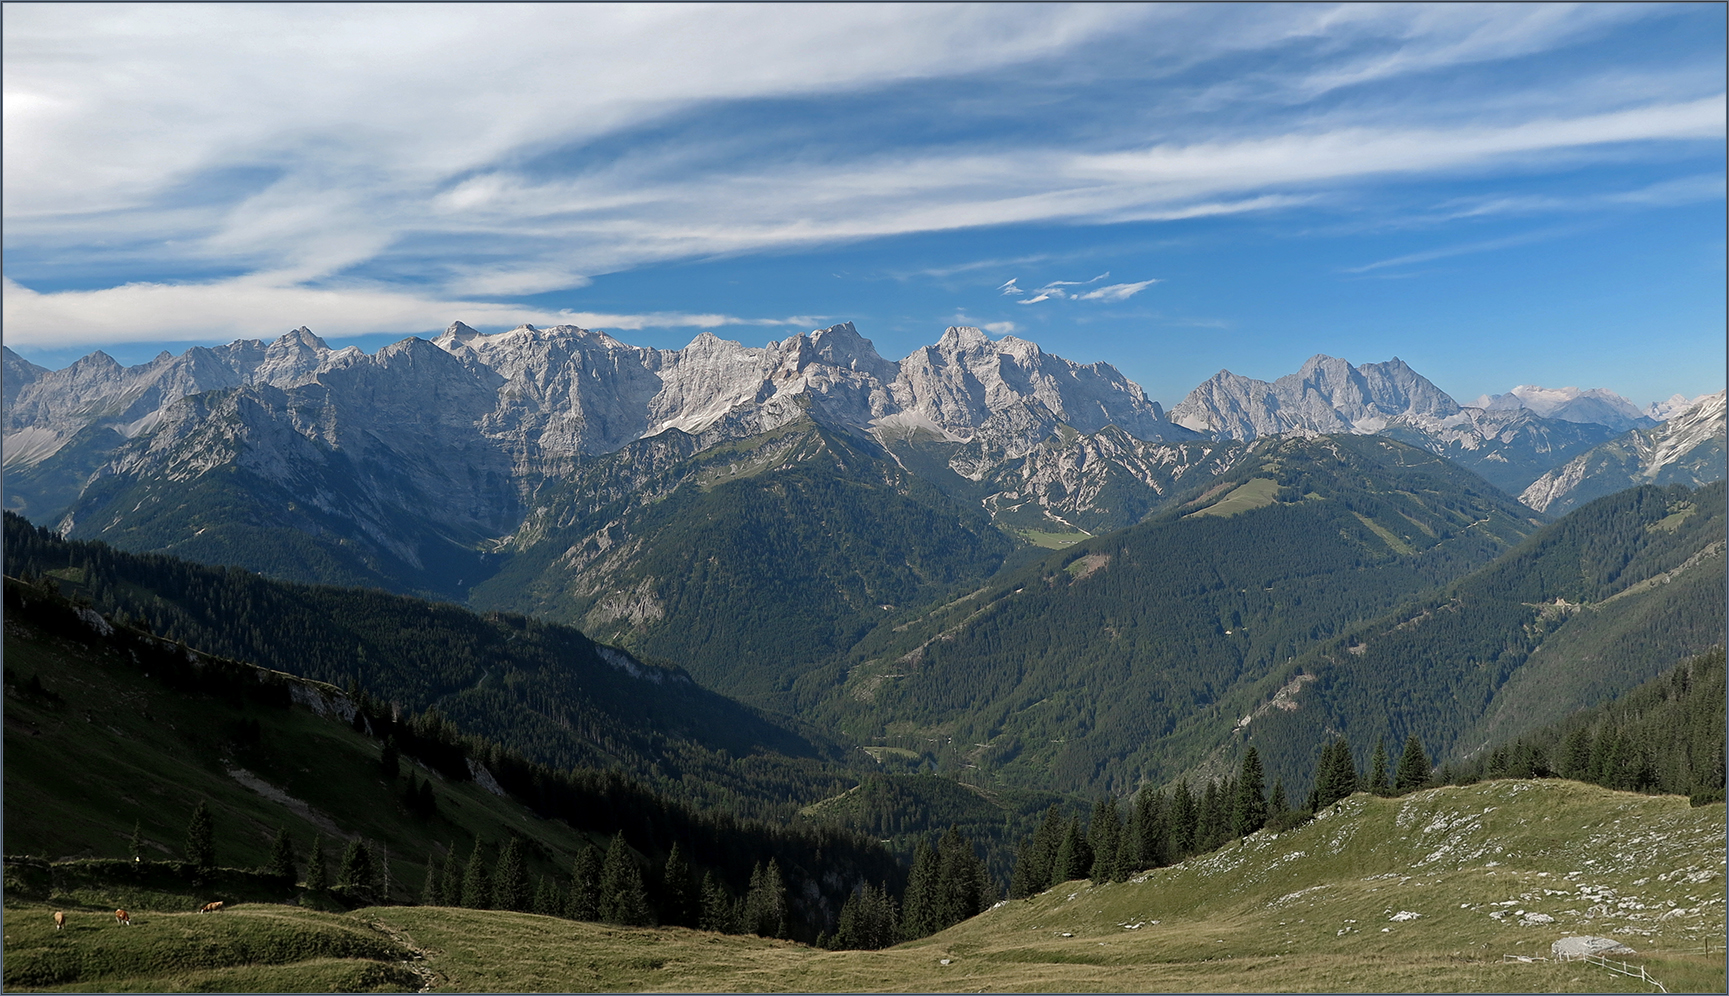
[198, 901, 224, 914]
[54, 911, 65, 930]
[115, 909, 131, 926]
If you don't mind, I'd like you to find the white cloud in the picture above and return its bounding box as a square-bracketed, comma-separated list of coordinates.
[3, 4, 1722, 345]
[1077, 279, 1160, 302]
[983, 321, 1019, 335]
[0, 275, 812, 347]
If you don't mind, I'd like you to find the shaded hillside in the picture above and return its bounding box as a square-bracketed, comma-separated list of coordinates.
[2, 579, 902, 947]
[3, 514, 854, 817]
[471, 419, 1015, 706]
[811, 434, 1543, 796]
[1243, 482, 1726, 794]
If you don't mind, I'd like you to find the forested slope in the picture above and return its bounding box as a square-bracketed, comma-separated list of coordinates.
[3, 513, 854, 818]
[1243, 481, 1725, 794]
[810, 434, 1543, 796]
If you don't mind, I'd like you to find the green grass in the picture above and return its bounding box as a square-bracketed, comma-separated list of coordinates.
[13, 780, 1715, 992]
[3, 902, 423, 992]
[1185, 477, 1280, 519]
[1351, 510, 1417, 555]
[1019, 530, 1089, 549]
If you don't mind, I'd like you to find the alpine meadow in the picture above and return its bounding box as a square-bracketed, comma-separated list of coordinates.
[3, 5, 1725, 994]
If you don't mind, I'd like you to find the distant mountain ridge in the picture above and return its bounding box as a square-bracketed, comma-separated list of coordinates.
[1519, 391, 1728, 515]
[4, 325, 1720, 604]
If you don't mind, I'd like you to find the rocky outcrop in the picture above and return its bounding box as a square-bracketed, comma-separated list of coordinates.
[1520, 391, 1726, 514]
[1168, 354, 1458, 438]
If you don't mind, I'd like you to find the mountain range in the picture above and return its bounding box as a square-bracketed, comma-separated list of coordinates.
[4, 322, 1723, 804]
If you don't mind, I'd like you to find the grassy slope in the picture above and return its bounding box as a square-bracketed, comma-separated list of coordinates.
[2, 613, 601, 898]
[10, 781, 1719, 993]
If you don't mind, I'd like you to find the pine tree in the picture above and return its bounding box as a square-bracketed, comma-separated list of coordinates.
[1368, 737, 1393, 796]
[461, 838, 492, 909]
[699, 870, 735, 933]
[493, 837, 530, 912]
[305, 836, 328, 892]
[1231, 747, 1269, 838]
[266, 825, 296, 880]
[1088, 798, 1122, 884]
[567, 845, 601, 921]
[661, 842, 694, 928]
[600, 832, 653, 927]
[129, 820, 146, 863]
[1197, 780, 1222, 850]
[184, 799, 215, 870]
[1396, 734, 1430, 793]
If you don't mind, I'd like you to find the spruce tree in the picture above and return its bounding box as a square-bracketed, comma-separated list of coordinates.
[1051, 817, 1091, 884]
[742, 857, 787, 937]
[661, 842, 694, 928]
[305, 835, 328, 892]
[1134, 788, 1168, 869]
[1561, 726, 1593, 781]
[1088, 798, 1122, 884]
[1368, 737, 1393, 796]
[567, 845, 601, 921]
[1395, 734, 1430, 793]
[493, 837, 530, 912]
[185, 799, 215, 870]
[935, 828, 987, 928]
[1331, 737, 1360, 800]
[1197, 780, 1222, 850]
[266, 825, 296, 880]
[600, 832, 653, 927]
[1232, 747, 1269, 838]
[699, 870, 735, 933]
[461, 838, 492, 909]
[439, 847, 462, 906]
[129, 820, 146, 863]
[1268, 778, 1290, 828]
[338, 838, 373, 900]
[532, 875, 559, 916]
[900, 839, 938, 939]
[1170, 781, 1197, 858]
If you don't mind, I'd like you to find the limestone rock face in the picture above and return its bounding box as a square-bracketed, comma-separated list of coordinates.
[1168, 354, 1459, 438]
[1520, 391, 1726, 515]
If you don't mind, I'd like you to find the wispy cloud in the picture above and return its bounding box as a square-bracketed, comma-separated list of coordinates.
[1343, 226, 1583, 273]
[1077, 279, 1160, 302]
[0, 276, 819, 347]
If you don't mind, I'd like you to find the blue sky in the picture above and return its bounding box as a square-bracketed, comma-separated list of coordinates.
[4, 3, 1723, 407]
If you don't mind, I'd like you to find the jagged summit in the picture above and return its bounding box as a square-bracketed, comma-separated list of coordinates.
[1169, 353, 1458, 439]
[1471, 384, 1655, 433]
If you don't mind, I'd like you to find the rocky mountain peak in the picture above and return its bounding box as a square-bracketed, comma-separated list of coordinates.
[1169, 354, 1460, 439]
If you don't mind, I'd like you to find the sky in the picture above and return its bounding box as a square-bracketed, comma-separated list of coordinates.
[4, 3, 1724, 408]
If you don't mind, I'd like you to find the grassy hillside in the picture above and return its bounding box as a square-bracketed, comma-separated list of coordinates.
[9, 781, 1720, 992]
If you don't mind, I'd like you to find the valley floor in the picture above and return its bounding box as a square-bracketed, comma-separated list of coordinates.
[6, 781, 1723, 993]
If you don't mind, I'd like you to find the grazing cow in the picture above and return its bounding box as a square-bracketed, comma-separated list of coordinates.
[198, 901, 224, 914]
[54, 911, 65, 930]
[115, 909, 131, 926]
